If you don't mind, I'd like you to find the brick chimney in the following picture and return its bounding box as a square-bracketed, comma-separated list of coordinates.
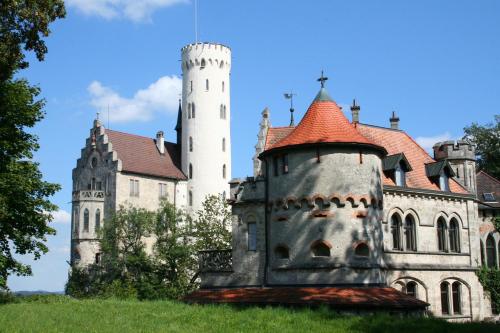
[156, 131, 165, 154]
[351, 99, 360, 124]
[390, 111, 400, 130]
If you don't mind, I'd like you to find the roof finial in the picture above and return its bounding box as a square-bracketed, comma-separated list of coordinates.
[284, 91, 296, 126]
[96, 112, 100, 121]
[317, 70, 328, 88]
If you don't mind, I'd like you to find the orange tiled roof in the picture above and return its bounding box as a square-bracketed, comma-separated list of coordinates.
[357, 124, 467, 194]
[184, 287, 428, 309]
[264, 126, 294, 150]
[265, 89, 384, 153]
[106, 129, 186, 180]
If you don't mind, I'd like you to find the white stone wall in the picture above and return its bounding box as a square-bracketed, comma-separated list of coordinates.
[181, 43, 232, 213]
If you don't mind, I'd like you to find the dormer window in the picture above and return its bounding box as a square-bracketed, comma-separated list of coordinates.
[439, 171, 450, 191]
[382, 153, 411, 187]
[425, 160, 455, 192]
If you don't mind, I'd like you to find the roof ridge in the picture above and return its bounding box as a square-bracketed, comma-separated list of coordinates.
[106, 128, 154, 141]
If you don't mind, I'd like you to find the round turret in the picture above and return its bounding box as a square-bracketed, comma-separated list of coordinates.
[181, 43, 232, 212]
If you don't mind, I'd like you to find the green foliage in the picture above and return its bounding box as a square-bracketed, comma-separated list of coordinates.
[463, 115, 500, 179]
[193, 194, 232, 252]
[0, 297, 497, 333]
[0, 0, 66, 80]
[0, 290, 16, 304]
[477, 265, 500, 314]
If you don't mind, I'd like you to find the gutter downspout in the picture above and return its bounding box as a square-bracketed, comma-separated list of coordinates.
[262, 159, 269, 287]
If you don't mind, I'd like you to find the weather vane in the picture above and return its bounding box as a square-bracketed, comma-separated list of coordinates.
[317, 70, 328, 88]
[284, 91, 296, 126]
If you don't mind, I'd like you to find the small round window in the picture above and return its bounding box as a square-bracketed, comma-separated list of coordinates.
[91, 157, 98, 168]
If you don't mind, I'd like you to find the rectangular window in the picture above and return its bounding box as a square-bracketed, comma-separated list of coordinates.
[159, 183, 167, 198]
[130, 179, 139, 197]
[96, 181, 102, 191]
[248, 222, 257, 251]
[282, 154, 289, 174]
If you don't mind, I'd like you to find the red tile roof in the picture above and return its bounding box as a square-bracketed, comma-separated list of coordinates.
[264, 126, 294, 150]
[184, 287, 428, 309]
[357, 124, 467, 194]
[106, 129, 186, 180]
[476, 170, 500, 207]
[265, 92, 384, 153]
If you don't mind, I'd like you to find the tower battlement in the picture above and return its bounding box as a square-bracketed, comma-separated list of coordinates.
[433, 140, 475, 161]
[181, 43, 231, 71]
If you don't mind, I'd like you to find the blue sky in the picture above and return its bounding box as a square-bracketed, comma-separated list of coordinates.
[9, 0, 500, 291]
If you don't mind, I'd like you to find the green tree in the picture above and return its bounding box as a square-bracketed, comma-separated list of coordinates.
[0, 0, 65, 291]
[463, 115, 500, 179]
[193, 194, 232, 252]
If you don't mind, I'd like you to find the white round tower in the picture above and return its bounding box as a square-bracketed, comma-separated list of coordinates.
[181, 42, 232, 212]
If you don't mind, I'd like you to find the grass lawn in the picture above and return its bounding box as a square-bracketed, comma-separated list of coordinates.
[0, 295, 498, 333]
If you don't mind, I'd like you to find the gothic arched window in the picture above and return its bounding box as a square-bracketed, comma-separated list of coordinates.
[390, 214, 402, 250]
[437, 217, 447, 252]
[83, 209, 89, 232]
[404, 215, 416, 251]
[440, 282, 450, 315]
[95, 209, 101, 231]
[452, 282, 462, 314]
[486, 234, 496, 268]
[449, 218, 460, 253]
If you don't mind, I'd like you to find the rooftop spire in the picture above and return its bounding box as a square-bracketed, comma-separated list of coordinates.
[284, 91, 296, 127]
[317, 70, 328, 88]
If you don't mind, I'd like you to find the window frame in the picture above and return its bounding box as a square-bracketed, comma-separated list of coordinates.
[247, 222, 257, 251]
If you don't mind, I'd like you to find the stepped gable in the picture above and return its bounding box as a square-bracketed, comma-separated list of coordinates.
[357, 124, 467, 194]
[106, 129, 186, 180]
[264, 88, 385, 154]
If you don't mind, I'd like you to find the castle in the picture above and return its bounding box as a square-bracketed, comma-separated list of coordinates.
[71, 42, 499, 320]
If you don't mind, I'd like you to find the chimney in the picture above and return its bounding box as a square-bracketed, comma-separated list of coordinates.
[350, 99, 360, 124]
[390, 111, 400, 130]
[156, 131, 165, 154]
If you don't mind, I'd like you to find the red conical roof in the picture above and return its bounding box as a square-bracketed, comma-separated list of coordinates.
[266, 88, 385, 154]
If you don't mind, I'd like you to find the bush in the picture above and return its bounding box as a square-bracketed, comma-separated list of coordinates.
[0, 291, 16, 304]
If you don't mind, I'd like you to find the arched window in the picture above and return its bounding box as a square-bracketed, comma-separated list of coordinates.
[220, 104, 224, 119]
[206, 79, 209, 91]
[222, 138, 226, 152]
[189, 136, 193, 152]
[189, 163, 193, 179]
[192, 103, 195, 118]
[452, 282, 461, 314]
[406, 281, 417, 298]
[200, 58, 206, 69]
[311, 240, 331, 257]
[222, 81, 225, 92]
[83, 209, 89, 232]
[449, 218, 460, 253]
[486, 234, 496, 268]
[354, 243, 369, 257]
[73, 208, 79, 234]
[437, 217, 447, 252]
[390, 214, 402, 250]
[275, 245, 289, 259]
[440, 282, 450, 315]
[188, 103, 192, 119]
[404, 215, 416, 251]
[95, 209, 101, 231]
[188, 191, 193, 206]
[222, 164, 226, 179]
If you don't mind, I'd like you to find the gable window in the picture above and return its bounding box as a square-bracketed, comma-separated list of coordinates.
[441, 282, 450, 315]
[437, 218, 447, 252]
[247, 221, 257, 251]
[311, 240, 331, 257]
[486, 234, 496, 268]
[189, 136, 193, 152]
[383, 154, 412, 186]
[83, 209, 89, 232]
[404, 215, 416, 251]
[354, 242, 369, 257]
[390, 214, 402, 250]
[159, 183, 167, 198]
[452, 282, 462, 314]
[449, 218, 460, 253]
[282, 154, 289, 174]
[95, 209, 101, 231]
[275, 245, 289, 259]
[129, 179, 139, 197]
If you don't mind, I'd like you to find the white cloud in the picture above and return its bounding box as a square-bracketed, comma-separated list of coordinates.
[67, 0, 188, 22]
[415, 132, 453, 153]
[51, 210, 71, 224]
[88, 75, 182, 123]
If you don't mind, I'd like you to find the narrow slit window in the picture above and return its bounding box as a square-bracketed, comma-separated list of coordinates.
[248, 222, 257, 251]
